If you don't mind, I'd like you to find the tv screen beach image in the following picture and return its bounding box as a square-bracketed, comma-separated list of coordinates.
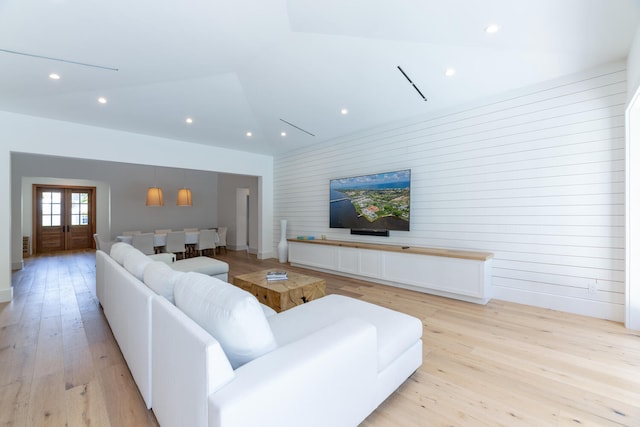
[330, 170, 410, 231]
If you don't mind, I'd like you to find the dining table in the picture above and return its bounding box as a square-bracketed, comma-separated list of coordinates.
[116, 230, 218, 250]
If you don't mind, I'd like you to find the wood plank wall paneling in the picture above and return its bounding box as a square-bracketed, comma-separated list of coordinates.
[274, 62, 626, 321]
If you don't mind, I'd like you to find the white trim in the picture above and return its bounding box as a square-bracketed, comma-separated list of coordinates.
[495, 286, 624, 322]
[0, 286, 13, 303]
[625, 86, 640, 330]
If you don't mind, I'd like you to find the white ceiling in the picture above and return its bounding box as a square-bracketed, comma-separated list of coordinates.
[1, 0, 639, 155]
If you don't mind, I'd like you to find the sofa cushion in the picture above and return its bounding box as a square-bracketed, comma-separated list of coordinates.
[123, 247, 154, 281]
[171, 256, 228, 276]
[110, 241, 135, 265]
[143, 261, 182, 304]
[174, 272, 277, 369]
[260, 303, 277, 317]
[268, 294, 422, 372]
[148, 252, 176, 265]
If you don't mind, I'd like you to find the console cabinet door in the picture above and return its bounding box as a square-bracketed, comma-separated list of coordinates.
[358, 249, 380, 278]
[289, 242, 337, 270]
[382, 252, 487, 298]
[337, 246, 358, 274]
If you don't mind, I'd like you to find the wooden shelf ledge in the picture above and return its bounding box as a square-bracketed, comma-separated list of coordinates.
[288, 238, 493, 261]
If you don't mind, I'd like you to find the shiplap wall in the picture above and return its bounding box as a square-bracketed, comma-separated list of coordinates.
[274, 61, 626, 321]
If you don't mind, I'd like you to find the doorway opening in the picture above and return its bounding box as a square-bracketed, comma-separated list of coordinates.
[235, 188, 250, 252]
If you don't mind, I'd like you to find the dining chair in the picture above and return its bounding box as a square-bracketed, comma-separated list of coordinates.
[165, 231, 186, 259]
[122, 230, 142, 236]
[93, 233, 115, 254]
[216, 227, 227, 254]
[132, 232, 155, 255]
[183, 228, 199, 256]
[153, 230, 172, 254]
[194, 229, 216, 257]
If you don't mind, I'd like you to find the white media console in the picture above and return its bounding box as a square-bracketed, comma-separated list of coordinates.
[288, 239, 493, 304]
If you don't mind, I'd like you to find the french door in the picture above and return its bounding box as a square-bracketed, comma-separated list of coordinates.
[34, 185, 96, 254]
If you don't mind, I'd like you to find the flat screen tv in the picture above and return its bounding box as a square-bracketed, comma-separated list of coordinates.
[330, 169, 410, 232]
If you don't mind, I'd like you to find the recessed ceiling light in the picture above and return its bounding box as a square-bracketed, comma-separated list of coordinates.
[485, 24, 500, 34]
[445, 68, 456, 77]
[340, 108, 348, 115]
[185, 118, 193, 124]
[49, 73, 60, 80]
[280, 131, 286, 137]
[246, 131, 253, 137]
[97, 97, 107, 104]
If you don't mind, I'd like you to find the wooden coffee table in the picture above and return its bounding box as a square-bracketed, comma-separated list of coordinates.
[233, 269, 326, 313]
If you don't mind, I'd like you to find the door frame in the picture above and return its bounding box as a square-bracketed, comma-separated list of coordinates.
[32, 184, 97, 255]
[626, 87, 640, 330]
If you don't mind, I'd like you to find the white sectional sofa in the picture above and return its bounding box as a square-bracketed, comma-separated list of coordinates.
[96, 242, 423, 427]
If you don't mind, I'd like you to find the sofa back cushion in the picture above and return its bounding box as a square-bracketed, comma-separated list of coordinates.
[123, 247, 153, 281]
[174, 272, 277, 369]
[110, 242, 135, 265]
[143, 261, 182, 303]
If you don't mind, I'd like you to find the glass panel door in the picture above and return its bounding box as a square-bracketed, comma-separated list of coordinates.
[35, 186, 95, 254]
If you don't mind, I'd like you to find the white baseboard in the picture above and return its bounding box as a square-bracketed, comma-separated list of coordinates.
[257, 250, 275, 260]
[11, 260, 24, 271]
[0, 286, 13, 303]
[493, 286, 624, 322]
[225, 246, 261, 256]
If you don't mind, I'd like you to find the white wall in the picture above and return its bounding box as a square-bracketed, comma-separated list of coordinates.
[274, 61, 627, 321]
[13, 153, 221, 241]
[627, 25, 640, 103]
[1, 112, 274, 302]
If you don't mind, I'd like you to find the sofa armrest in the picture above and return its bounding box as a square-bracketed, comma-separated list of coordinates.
[209, 317, 378, 427]
[95, 249, 107, 304]
[151, 296, 235, 427]
[101, 252, 156, 409]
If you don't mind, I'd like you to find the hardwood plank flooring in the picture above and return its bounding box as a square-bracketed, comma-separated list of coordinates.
[1, 250, 639, 426]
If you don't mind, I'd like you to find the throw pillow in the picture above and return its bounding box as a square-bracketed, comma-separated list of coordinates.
[174, 272, 277, 369]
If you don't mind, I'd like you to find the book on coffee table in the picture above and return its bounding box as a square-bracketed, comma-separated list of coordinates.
[266, 271, 288, 281]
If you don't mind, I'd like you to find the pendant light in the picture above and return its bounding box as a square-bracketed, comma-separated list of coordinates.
[177, 170, 193, 206]
[177, 188, 192, 206]
[146, 186, 164, 206]
[146, 167, 164, 206]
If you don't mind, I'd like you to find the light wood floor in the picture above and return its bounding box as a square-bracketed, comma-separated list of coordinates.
[2, 250, 639, 426]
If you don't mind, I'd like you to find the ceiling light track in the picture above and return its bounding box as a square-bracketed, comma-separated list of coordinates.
[279, 118, 315, 137]
[0, 48, 119, 71]
[397, 66, 427, 101]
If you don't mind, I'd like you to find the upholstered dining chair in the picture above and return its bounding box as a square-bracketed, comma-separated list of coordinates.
[122, 230, 141, 236]
[132, 232, 155, 255]
[93, 233, 116, 254]
[155, 229, 172, 234]
[165, 231, 186, 259]
[216, 227, 227, 254]
[194, 229, 216, 257]
[183, 228, 198, 256]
